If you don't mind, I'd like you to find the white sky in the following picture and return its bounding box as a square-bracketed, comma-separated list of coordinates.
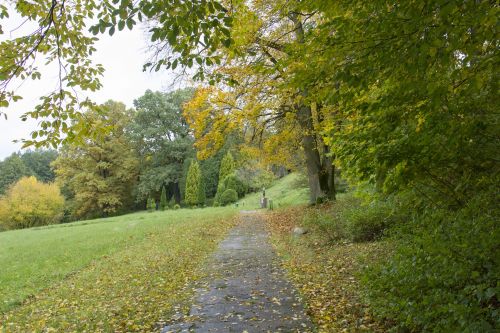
[0, 13, 183, 160]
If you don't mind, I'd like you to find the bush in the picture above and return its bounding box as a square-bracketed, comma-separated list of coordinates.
[345, 199, 401, 242]
[220, 189, 238, 206]
[301, 193, 399, 243]
[363, 197, 499, 332]
[173, 204, 180, 210]
[223, 174, 247, 198]
[0, 176, 65, 229]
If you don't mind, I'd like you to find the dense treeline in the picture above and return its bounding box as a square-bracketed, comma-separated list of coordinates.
[0, 0, 498, 330]
[0, 150, 57, 194]
[0, 89, 278, 226]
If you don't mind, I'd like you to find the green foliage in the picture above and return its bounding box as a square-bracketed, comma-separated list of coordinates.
[147, 197, 155, 212]
[218, 152, 235, 186]
[0, 176, 64, 230]
[20, 149, 58, 183]
[309, 1, 498, 209]
[222, 173, 247, 198]
[184, 160, 204, 206]
[236, 167, 275, 193]
[219, 189, 238, 206]
[0, 1, 232, 147]
[173, 204, 180, 210]
[345, 199, 401, 242]
[128, 89, 194, 203]
[0, 150, 58, 196]
[198, 175, 206, 205]
[213, 183, 225, 207]
[363, 197, 499, 332]
[214, 152, 236, 205]
[0, 153, 31, 195]
[302, 192, 403, 243]
[53, 101, 139, 219]
[160, 186, 167, 211]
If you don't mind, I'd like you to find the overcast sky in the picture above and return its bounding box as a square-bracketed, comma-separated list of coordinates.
[0, 14, 182, 160]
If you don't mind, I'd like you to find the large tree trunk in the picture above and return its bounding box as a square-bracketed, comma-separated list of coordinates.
[290, 12, 336, 204]
[319, 152, 336, 200]
[296, 102, 325, 204]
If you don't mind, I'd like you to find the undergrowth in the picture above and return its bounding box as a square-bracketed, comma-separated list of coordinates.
[266, 199, 391, 332]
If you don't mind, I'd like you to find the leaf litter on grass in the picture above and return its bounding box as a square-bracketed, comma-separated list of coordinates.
[266, 206, 391, 332]
[0, 214, 238, 332]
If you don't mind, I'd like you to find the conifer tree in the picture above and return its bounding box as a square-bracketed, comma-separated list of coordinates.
[214, 152, 235, 205]
[185, 160, 202, 207]
[198, 175, 206, 206]
[218, 152, 235, 185]
[160, 185, 167, 211]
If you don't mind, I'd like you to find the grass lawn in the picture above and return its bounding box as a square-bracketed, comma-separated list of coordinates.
[0, 207, 238, 332]
[0, 173, 308, 331]
[266, 197, 391, 332]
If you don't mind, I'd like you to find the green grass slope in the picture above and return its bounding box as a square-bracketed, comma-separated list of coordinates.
[238, 173, 309, 209]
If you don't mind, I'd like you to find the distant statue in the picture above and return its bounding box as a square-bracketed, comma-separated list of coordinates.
[261, 187, 267, 208]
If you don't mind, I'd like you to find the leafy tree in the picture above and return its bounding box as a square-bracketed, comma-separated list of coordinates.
[128, 89, 195, 204]
[53, 101, 139, 219]
[159, 186, 167, 211]
[181, 2, 337, 203]
[184, 160, 204, 207]
[0, 176, 64, 229]
[20, 149, 58, 182]
[0, 153, 31, 195]
[0, 1, 233, 147]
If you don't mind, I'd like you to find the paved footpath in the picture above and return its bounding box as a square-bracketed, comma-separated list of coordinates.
[161, 211, 314, 332]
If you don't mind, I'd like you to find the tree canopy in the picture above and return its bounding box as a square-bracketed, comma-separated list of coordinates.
[128, 88, 195, 204]
[0, 0, 233, 147]
[52, 100, 138, 219]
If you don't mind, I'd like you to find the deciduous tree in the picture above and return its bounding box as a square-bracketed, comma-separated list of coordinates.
[53, 101, 139, 219]
[128, 89, 195, 204]
[0, 0, 233, 147]
[0, 153, 31, 195]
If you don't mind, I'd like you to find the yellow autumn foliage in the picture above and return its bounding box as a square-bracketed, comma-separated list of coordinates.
[0, 176, 64, 230]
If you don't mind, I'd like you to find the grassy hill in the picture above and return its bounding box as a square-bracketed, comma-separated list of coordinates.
[238, 172, 309, 209]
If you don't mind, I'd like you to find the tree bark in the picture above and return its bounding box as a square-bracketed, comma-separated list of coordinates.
[290, 12, 333, 204]
[296, 102, 325, 204]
